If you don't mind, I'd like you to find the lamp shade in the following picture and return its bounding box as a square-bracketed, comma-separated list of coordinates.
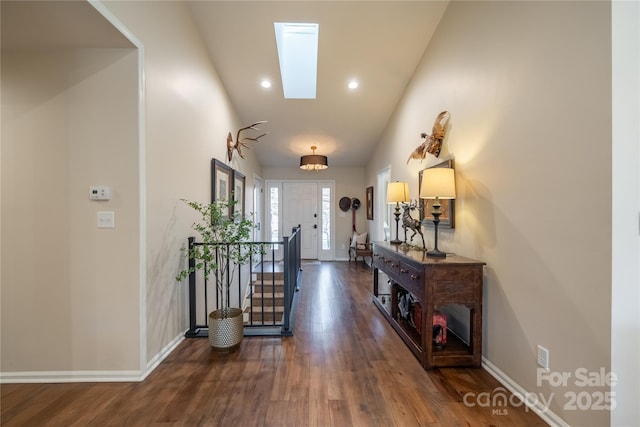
[386, 181, 410, 204]
[300, 146, 328, 171]
[420, 168, 456, 199]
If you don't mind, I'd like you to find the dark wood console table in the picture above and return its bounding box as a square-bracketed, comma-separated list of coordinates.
[372, 242, 485, 369]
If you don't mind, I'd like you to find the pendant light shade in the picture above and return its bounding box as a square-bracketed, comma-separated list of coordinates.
[300, 145, 328, 171]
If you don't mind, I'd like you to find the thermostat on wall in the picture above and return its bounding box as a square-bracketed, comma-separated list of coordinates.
[89, 185, 111, 201]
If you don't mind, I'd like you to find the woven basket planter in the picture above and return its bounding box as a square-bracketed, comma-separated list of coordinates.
[208, 307, 243, 351]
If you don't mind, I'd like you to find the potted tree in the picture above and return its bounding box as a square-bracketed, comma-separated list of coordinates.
[176, 198, 260, 351]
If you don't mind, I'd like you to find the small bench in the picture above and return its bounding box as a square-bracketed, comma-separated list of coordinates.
[348, 232, 372, 264]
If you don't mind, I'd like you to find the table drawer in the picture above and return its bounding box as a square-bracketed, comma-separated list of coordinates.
[397, 262, 424, 300]
[431, 265, 482, 283]
[375, 252, 401, 276]
[433, 281, 475, 304]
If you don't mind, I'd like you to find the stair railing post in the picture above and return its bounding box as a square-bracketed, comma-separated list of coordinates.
[282, 233, 291, 332]
[186, 237, 198, 337]
[295, 226, 301, 290]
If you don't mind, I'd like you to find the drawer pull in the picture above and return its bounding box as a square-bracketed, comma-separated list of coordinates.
[410, 274, 420, 280]
[400, 268, 408, 274]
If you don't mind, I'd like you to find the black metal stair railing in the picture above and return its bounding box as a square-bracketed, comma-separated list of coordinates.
[184, 226, 302, 338]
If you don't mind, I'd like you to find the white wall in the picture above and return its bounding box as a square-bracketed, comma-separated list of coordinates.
[1, 0, 261, 379]
[99, 0, 262, 366]
[1, 48, 140, 373]
[366, 2, 612, 425]
[611, 1, 640, 425]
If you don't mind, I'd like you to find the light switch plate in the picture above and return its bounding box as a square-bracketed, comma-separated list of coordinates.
[97, 211, 115, 228]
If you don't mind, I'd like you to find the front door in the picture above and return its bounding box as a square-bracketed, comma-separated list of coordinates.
[283, 182, 318, 259]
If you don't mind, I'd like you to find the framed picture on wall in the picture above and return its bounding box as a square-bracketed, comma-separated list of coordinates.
[211, 158, 233, 218]
[366, 186, 374, 220]
[233, 170, 245, 218]
[419, 159, 455, 229]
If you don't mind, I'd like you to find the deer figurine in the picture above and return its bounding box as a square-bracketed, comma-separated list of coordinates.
[401, 201, 425, 248]
[227, 121, 268, 161]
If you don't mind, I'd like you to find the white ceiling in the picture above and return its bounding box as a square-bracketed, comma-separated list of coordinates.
[188, 1, 448, 168]
[0, 1, 133, 50]
[1, 0, 449, 169]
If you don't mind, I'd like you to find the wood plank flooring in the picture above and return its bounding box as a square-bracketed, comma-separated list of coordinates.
[1, 261, 547, 426]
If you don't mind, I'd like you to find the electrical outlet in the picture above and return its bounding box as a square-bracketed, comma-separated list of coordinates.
[537, 345, 549, 370]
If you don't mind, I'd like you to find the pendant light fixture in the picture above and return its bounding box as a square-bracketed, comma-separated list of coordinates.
[299, 145, 328, 171]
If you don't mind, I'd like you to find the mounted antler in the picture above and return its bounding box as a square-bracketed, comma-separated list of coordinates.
[407, 111, 450, 164]
[227, 121, 268, 161]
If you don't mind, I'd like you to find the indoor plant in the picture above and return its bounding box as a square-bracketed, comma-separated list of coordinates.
[176, 198, 260, 351]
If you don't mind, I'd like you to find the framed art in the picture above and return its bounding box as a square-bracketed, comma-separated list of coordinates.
[366, 186, 374, 220]
[233, 170, 245, 217]
[211, 158, 233, 218]
[419, 159, 455, 229]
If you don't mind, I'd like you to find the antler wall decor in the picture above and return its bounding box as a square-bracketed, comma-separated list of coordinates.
[406, 111, 450, 164]
[227, 121, 268, 161]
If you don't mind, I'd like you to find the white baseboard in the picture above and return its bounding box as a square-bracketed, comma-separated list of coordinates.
[0, 333, 184, 384]
[482, 356, 569, 427]
[142, 333, 184, 380]
[0, 369, 144, 384]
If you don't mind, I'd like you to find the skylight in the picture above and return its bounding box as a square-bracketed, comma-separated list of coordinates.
[274, 22, 319, 99]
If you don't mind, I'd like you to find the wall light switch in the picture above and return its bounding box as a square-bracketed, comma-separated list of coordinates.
[97, 211, 115, 229]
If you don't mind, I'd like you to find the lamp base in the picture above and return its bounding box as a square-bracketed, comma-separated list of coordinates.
[428, 202, 446, 257]
[426, 248, 447, 258]
[391, 205, 403, 246]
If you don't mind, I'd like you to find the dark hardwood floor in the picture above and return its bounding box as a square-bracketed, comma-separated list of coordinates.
[1, 261, 546, 426]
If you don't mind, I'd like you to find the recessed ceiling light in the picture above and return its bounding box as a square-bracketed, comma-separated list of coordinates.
[261, 80, 272, 88]
[348, 80, 359, 90]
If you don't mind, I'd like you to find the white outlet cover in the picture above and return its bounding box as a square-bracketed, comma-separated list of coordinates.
[537, 345, 549, 370]
[97, 211, 115, 228]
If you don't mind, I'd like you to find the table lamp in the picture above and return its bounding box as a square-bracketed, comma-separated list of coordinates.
[420, 168, 456, 257]
[386, 181, 410, 244]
